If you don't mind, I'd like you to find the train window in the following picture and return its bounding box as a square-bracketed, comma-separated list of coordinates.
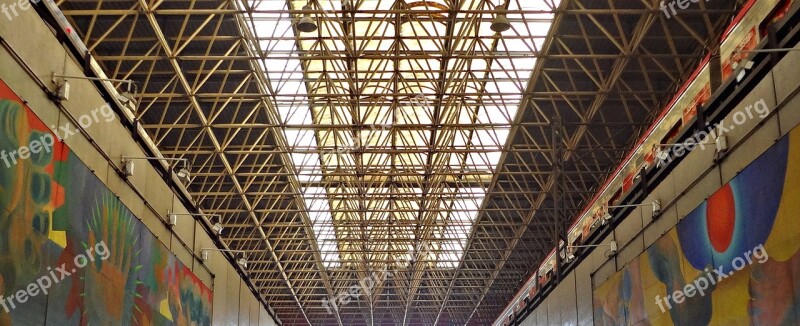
[661, 120, 683, 146]
[760, 0, 794, 36]
[610, 188, 622, 205]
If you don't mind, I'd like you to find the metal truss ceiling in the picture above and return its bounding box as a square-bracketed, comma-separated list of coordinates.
[56, 0, 738, 324]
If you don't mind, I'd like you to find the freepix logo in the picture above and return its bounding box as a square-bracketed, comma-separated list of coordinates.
[657, 98, 770, 167]
[660, 0, 711, 19]
[315, 94, 428, 158]
[654, 244, 769, 313]
[0, 241, 111, 312]
[1, 0, 40, 21]
[1, 103, 116, 169]
[322, 241, 434, 314]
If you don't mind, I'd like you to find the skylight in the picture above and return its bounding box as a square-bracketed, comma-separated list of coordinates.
[241, 0, 559, 270]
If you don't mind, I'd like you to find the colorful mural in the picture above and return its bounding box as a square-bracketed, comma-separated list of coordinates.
[0, 79, 212, 324]
[594, 125, 800, 325]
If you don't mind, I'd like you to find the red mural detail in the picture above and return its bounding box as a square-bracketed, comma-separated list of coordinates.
[707, 184, 736, 252]
[181, 264, 213, 301]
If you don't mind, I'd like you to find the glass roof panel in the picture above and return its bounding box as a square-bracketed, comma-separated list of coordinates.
[247, 0, 558, 270]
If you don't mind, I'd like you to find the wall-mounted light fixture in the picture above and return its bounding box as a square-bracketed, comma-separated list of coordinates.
[211, 221, 224, 236]
[600, 211, 613, 225]
[657, 133, 730, 162]
[728, 48, 800, 83]
[200, 248, 248, 268]
[120, 156, 191, 184]
[166, 212, 223, 235]
[715, 135, 728, 154]
[51, 73, 138, 111]
[567, 241, 618, 260]
[602, 200, 662, 225]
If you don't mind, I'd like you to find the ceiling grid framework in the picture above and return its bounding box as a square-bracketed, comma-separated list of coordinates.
[57, 0, 739, 324]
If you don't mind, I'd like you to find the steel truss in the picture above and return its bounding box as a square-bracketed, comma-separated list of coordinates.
[56, 0, 738, 324]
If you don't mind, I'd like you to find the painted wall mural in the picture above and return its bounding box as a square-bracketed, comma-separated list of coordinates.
[594, 125, 800, 325]
[0, 79, 212, 325]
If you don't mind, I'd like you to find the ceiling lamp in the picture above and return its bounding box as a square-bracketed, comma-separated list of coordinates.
[297, 5, 318, 33]
[490, 8, 512, 33]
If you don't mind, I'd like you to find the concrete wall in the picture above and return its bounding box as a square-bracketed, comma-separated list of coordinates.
[0, 5, 277, 326]
[518, 43, 800, 325]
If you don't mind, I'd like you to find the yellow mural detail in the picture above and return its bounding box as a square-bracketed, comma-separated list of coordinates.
[764, 128, 800, 261]
[160, 298, 174, 321]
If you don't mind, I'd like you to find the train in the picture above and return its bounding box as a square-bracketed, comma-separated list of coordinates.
[497, 0, 798, 324]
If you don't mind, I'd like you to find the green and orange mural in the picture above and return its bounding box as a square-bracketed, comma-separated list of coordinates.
[0, 79, 212, 325]
[594, 124, 800, 324]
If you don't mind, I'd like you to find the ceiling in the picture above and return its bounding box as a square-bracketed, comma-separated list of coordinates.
[56, 0, 738, 324]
